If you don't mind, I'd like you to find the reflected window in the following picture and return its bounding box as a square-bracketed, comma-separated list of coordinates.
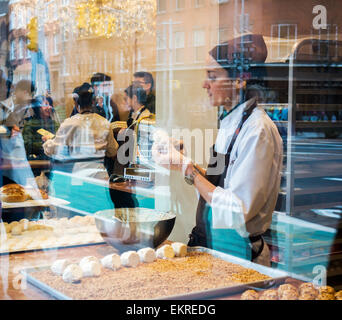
[176, 0, 186, 11]
[174, 31, 185, 64]
[193, 29, 205, 62]
[18, 38, 24, 60]
[194, 0, 205, 8]
[271, 23, 297, 60]
[10, 40, 15, 60]
[26, 38, 31, 59]
[157, 30, 167, 65]
[157, 0, 167, 14]
[53, 33, 59, 55]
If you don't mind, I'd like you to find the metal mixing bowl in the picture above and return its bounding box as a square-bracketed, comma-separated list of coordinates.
[94, 208, 176, 253]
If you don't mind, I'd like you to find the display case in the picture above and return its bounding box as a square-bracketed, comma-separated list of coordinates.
[261, 38, 342, 287]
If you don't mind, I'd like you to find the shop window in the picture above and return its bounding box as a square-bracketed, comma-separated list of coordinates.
[26, 38, 31, 59]
[136, 49, 142, 71]
[53, 33, 59, 55]
[157, 0, 167, 14]
[120, 50, 128, 73]
[217, 27, 229, 45]
[9, 11, 15, 31]
[271, 23, 297, 60]
[26, 8, 32, 25]
[10, 40, 15, 60]
[62, 55, 69, 76]
[194, 0, 205, 8]
[176, 0, 186, 11]
[18, 38, 24, 59]
[157, 30, 167, 65]
[174, 31, 185, 64]
[44, 36, 49, 57]
[17, 11, 25, 29]
[193, 29, 205, 62]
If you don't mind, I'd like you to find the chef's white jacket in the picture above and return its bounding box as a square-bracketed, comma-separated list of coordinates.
[211, 98, 283, 240]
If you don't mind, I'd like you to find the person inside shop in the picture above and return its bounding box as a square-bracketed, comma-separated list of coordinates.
[22, 95, 60, 161]
[0, 80, 41, 189]
[90, 72, 114, 122]
[124, 84, 152, 129]
[0, 79, 35, 132]
[152, 34, 283, 267]
[103, 92, 131, 180]
[108, 84, 151, 208]
[94, 95, 107, 119]
[70, 85, 81, 117]
[42, 82, 118, 180]
[133, 71, 155, 114]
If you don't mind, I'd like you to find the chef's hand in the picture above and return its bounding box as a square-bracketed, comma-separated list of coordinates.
[42, 135, 52, 142]
[11, 125, 20, 137]
[152, 129, 191, 174]
[118, 128, 126, 136]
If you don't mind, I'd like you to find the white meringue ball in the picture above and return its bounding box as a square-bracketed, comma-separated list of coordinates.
[101, 254, 121, 270]
[81, 261, 101, 277]
[120, 251, 140, 268]
[156, 244, 175, 259]
[62, 264, 83, 283]
[171, 242, 187, 257]
[137, 248, 157, 263]
[51, 259, 70, 275]
[79, 256, 99, 268]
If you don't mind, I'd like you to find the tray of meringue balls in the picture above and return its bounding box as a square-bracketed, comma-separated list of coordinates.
[20, 243, 187, 300]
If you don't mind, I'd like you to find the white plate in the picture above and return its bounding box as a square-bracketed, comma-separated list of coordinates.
[1, 197, 70, 209]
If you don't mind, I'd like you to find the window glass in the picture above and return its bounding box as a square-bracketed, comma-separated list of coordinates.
[1, 1, 342, 299]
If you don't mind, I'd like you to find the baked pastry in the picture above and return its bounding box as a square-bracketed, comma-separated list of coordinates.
[318, 285, 335, 295]
[241, 290, 260, 300]
[299, 293, 316, 300]
[259, 289, 278, 300]
[19, 219, 29, 231]
[299, 282, 316, 293]
[11, 224, 23, 236]
[335, 290, 342, 300]
[26, 188, 49, 200]
[278, 284, 297, 297]
[0, 184, 28, 202]
[316, 293, 335, 300]
[39, 189, 49, 200]
[279, 289, 299, 300]
[299, 288, 318, 300]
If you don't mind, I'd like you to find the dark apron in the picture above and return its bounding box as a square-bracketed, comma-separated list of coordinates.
[188, 102, 265, 261]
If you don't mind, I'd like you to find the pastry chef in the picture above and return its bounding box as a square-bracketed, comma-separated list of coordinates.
[152, 34, 283, 266]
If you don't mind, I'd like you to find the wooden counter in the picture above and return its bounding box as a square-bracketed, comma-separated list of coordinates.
[0, 243, 300, 300]
[0, 160, 51, 171]
[109, 180, 154, 197]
